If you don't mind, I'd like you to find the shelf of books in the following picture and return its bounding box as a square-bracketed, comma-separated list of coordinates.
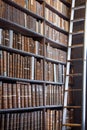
[0, 0, 71, 129]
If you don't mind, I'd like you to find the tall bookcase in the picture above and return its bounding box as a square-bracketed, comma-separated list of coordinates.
[0, 0, 71, 129]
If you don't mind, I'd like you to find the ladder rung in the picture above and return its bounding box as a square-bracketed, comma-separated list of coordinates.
[62, 123, 81, 127]
[71, 18, 85, 23]
[65, 89, 82, 92]
[68, 44, 83, 48]
[70, 31, 84, 35]
[67, 58, 83, 62]
[66, 73, 82, 77]
[72, 5, 85, 10]
[64, 106, 81, 109]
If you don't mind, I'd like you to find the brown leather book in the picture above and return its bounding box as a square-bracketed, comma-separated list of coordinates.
[0, 82, 2, 109]
[8, 83, 12, 108]
[2, 83, 8, 109]
[20, 84, 24, 108]
[16, 82, 21, 108]
[12, 83, 17, 108]
[24, 84, 28, 107]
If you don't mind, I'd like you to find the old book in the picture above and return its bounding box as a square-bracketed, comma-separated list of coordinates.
[27, 113, 30, 129]
[16, 83, 21, 108]
[40, 59, 43, 80]
[9, 30, 13, 48]
[36, 59, 40, 80]
[30, 56, 34, 80]
[30, 0, 36, 13]
[16, 113, 20, 129]
[17, 54, 20, 78]
[8, 83, 12, 108]
[12, 83, 17, 108]
[27, 57, 30, 79]
[53, 64, 57, 82]
[24, 84, 28, 107]
[6, 114, 10, 130]
[0, 82, 2, 109]
[20, 84, 24, 108]
[9, 53, 13, 77]
[23, 55, 28, 77]
[19, 113, 24, 129]
[1, 114, 5, 130]
[13, 114, 17, 129]
[35, 85, 39, 106]
[27, 83, 32, 107]
[0, 50, 3, 76]
[9, 114, 14, 129]
[19, 55, 23, 78]
[2, 83, 8, 109]
[39, 85, 43, 106]
[0, 28, 2, 45]
[3, 51, 7, 76]
[31, 84, 35, 107]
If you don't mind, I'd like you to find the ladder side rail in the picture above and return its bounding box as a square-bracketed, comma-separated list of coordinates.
[82, 1, 87, 130]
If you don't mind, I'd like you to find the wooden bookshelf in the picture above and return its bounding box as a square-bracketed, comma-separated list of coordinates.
[0, 0, 71, 129]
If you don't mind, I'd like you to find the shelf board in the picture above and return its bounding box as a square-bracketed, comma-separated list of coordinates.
[45, 2, 70, 21]
[0, 105, 63, 113]
[45, 81, 64, 85]
[0, 76, 45, 84]
[45, 37, 67, 51]
[0, 76, 64, 85]
[60, 0, 71, 7]
[45, 57, 66, 65]
[3, 0, 44, 21]
[0, 18, 44, 39]
[45, 20, 68, 35]
[0, 45, 44, 59]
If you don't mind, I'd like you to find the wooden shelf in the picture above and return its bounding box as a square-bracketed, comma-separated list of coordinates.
[0, 76, 64, 85]
[45, 2, 70, 21]
[0, 45, 44, 59]
[45, 81, 64, 85]
[45, 57, 66, 65]
[0, 76, 45, 83]
[0, 18, 44, 39]
[45, 37, 67, 51]
[0, 105, 63, 113]
[45, 20, 68, 35]
[3, 0, 44, 21]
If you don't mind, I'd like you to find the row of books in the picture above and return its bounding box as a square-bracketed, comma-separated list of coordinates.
[45, 25, 68, 45]
[0, 110, 63, 130]
[45, 0, 70, 18]
[0, 2, 43, 34]
[0, 111, 43, 130]
[0, 82, 65, 109]
[45, 43, 66, 62]
[45, 85, 64, 105]
[0, 82, 43, 109]
[45, 110, 62, 130]
[0, 51, 43, 80]
[45, 62, 65, 82]
[0, 28, 43, 55]
[12, 0, 43, 16]
[10, 0, 69, 18]
[45, 7, 69, 31]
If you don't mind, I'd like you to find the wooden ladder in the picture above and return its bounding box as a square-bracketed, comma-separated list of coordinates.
[62, 0, 87, 130]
